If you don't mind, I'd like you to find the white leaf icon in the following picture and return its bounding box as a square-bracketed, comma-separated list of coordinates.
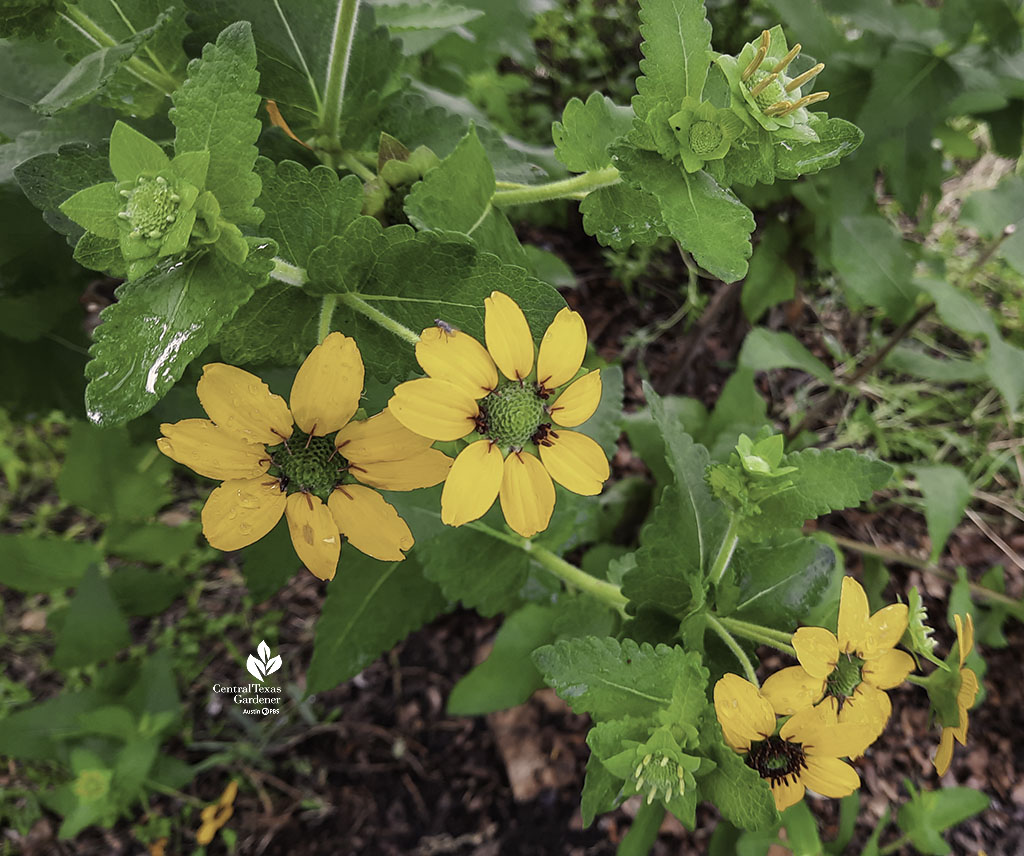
[264, 655, 282, 676]
[247, 654, 266, 683]
[257, 640, 271, 661]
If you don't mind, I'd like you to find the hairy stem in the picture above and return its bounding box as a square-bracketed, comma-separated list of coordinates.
[716, 616, 797, 657]
[317, 295, 337, 342]
[491, 167, 621, 207]
[336, 292, 420, 344]
[341, 151, 376, 182]
[706, 615, 760, 685]
[710, 517, 740, 586]
[321, 0, 361, 144]
[270, 257, 307, 287]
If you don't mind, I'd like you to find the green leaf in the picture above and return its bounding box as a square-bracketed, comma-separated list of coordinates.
[307, 547, 447, 692]
[0, 533, 101, 593]
[218, 282, 320, 366]
[614, 145, 754, 282]
[533, 636, 697, 720]
[741, 221, 795, 323]
[831, 215, 919, 322]
[371, 1, 484, 55]
[58, 181, 121, 238]
[0, 689, 103, 760]
[896, 783, 989, 856]
[579, 182, 666, 251]
[448, 602, 557, 715]
[741, 448, 893, 541]
[406, 126, 494, 233]
[170, 21, 263, 225]
[732, 536, 837, 628]
[553, 93, 633, 172]
[633, 0, 712, 121]
[699, 715, 778, 831]
[581, 753, 623, 827]
[83, 240, 276, 426]
[913, 465, 971, 562]
[738, 328, 834, 384]
[884, 346, 987, 384]
[108, 120, 170, 183]
[108, 567, 187, 617]
[57, 422, 173, 521]
[52, 567, 131, 670]
[774, 116, 863, 180]
[105, 520, 200, 564]
[239, 518, 300, 602]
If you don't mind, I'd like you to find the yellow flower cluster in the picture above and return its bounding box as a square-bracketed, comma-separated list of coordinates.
[196, 780, 237, 846]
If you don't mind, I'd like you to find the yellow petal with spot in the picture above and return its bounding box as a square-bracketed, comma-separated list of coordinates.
[839, 684, 890, 757]
[441, 440, 503, 526]
[792, 626, 839, 678]
[284, 492, 341, 580]
[771, 778, 806, 812]
[539, 429, 609, 496]
[548, 370, 602, 428]
[290, 332, 363, 435]
[352, 448, 453, 491]
[389, 378, 479, 442]
[336, 410, 432, 463]
[536, 307, 587, 390]
[862, 648, 914, 689]
[801, 756, 860, 798]
[201, 477, 286, 551]
[760, 666, 826, 716]
[859, 603, 908, 660]
[933, 727, 954, 775]
[485, 290, 534, 380]
[329, 485, 413, 562]
[158, 419, 268, 480]
[500, 451, 555, 538]
[713, 674, 776, 752]
[415, 326, 497, 398]
[197, 364, 293, 445]
[837, 576, 870, 654]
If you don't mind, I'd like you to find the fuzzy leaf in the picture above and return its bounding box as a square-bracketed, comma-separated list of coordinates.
[633, 0, 712, 121]
[699, 716, 778, 831]
[0, 534, 101, 593]
[579, 183, 666, 250]
[52, 566, 131, 670]
[774, 116, 863, 180]
[913, 465, 971, 562]
[554, 93, 634, 172]
[831, 214, 919, 323]
[218, 283, 320, 366]
[738, 328, 834, 384]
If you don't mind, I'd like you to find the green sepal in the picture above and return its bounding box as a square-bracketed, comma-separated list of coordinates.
[213, 220, 250, 265]
[108, 120, 170, 182]
[159, 208, 197, 256]
[667, 97, 746, 173]
[902, 587, 946, 668]
[59, 181, 122, 239]
[921, 665, 966, 728]
[169, 149, 210, 189]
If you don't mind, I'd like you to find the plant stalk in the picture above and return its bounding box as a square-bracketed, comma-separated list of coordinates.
[317, 295, 337, 342]
[321, 0, 362, 143]
[706, 614, 760, 684]
[716, 615, 797, 657]
[336, 292, 420, 344]
[616, 799, 665, 856]
[710, 517, 740, 586]
[491, 167, 621, 207]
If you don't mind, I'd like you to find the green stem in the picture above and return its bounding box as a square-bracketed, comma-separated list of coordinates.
[336, 292, 420, 344]
[271, 257, 307, 287]
[706, 614, 760, 685]
[717, 616, 797, 657]
[710, 517, 740, 585]
[616, 799, 665, 856]
[318, 295, 337, 342]
[879, 833, 910, 855]
[341, 151, 376, 182]
[491, 167, 621, 207]
[321, 0, 361, 143]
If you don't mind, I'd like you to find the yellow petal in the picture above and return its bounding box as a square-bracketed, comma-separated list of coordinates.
[837, 576, 870, 654]
[933, 727, 954, 775]
[955, 613, 975, 665]
[839, 684, 890, 757]
[953, 668, 978, 744]
[548, 370, 602, 428]
[859, 603, 908, 660]
[760, 666, 826, 716]
[785, 704, 876, 759]
[157, 419, 268, 480]
[284, 492, 341, 580]
[415, 326, 498, 398]
[197, 364, 293, 445]
[539, 429, 609, 495]
[771, 778, 806, 812]
[792, 627, 839, 678]
[862, 649, 914, 690]
[290, 332, 363, 435]
[441, 439, 503, 526]
[389, 378, 479, 442]
[536, 306, 587, 391]
[713, 674, 776, 752]
[335, 409, 433, 463]
[484, 290, 534, 381]
[801, 756, 860, 798]
[351, 448, 453, 491]
[499, 451, 555, 538]
[201, 477, 286, 551]
[329, 485, 413, 562]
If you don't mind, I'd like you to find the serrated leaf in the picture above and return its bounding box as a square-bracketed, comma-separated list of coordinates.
[699, 715, 778, 831]
[218, 282, 320, 366]
[774, 115, 863, 180]
[369, 0, 484, 54]
[170, 21, 262, 225]
[633, 0, 712, 121]
[614, 145, 753, 282]
[52, 566, 131, 670]
[831, 214, 919, 323]
[579, 182, 665, 250]
[732, 536, 836, 628]
[0, 533, 101, 593]
[307, 547, 447, 692]
[84, 240, 276, 426]
[553, 93, 634, 173]
[738, 328, 834, 384]
[404, 125, 492, 230]
[913, 465, 971, 562]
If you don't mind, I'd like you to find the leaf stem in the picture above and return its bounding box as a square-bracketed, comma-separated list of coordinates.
[491, 167, 621, 207]
[270, 257, 307, 287]
[716, 615, 797, 656]
[710, 516, 740, 585]
[341, 151, 376, 182]
[706, 614, 760, 685]
[879, 834, 910, 855]
[336, 292, 420, 344]
[321, 0, 362, 144]
[616, 799, 665, 856]
[318, 295, 337, 342]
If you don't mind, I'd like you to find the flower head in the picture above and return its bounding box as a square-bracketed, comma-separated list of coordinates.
[667, 96, 746, 173]
[196, 780, 237, 846]
[158, 333, 452, 578]
[714, 673, 873, 811]
[760, 577, 914, 756]
[388, 293, 609, 538]
[932, 613, 980, 776]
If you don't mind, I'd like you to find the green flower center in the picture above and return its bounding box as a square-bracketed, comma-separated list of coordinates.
[266, 429, 350, 502]
[746, 735, 807, 784]
[119, 174, 180, 239]
[478, 382, 547, 450]
[688, 120, 724, 156]
[748, 71, 786, 109]
[634, 751, 686, 803]
[73, 769, 111, 801]
[826, 654, 864, 700]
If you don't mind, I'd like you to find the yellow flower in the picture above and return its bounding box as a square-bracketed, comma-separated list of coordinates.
[388, 292, 608, 538]
[158, 333, 452, 578]
[196, 780, 237, 846]
[761, 577, 914, 756]
[714, 673, 874, 811]
[933, 613, 979, 776]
